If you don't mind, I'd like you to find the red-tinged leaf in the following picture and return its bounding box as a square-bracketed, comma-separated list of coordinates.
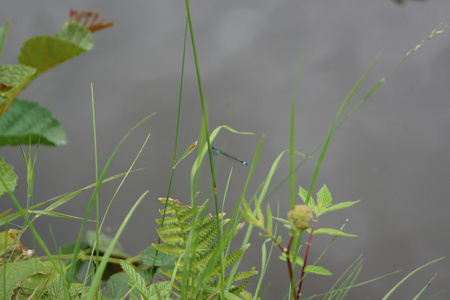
[0, 65, 36, 116]
[69, 9, 114, 32]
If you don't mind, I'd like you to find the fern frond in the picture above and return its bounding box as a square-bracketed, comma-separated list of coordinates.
[120, 260, 151, 299]
[154, 198, 259, 299]
[152, 243, 185, 256]
[228, 267, 259, 296]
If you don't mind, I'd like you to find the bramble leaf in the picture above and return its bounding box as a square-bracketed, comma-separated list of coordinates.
[0, 157, 17, 196]
[0, 99, 66, 146]
[18, 22, 94, 82]
[0, 65, 36, 116]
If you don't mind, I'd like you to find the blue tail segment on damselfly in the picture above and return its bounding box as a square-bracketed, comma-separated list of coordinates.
[211, 146, 248, 165]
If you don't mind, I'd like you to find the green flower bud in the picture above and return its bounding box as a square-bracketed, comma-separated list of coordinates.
[287, 205, 312, 231]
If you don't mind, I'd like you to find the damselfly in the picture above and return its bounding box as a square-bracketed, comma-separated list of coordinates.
[211, 146, 248, 165]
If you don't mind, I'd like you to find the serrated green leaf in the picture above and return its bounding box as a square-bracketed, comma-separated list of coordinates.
[18, 35, 87, 81]
[321, 200, 360, 214]
[0, 157, 17, 196]
[0, 99, 67, 146]
[304, 264, 332, 276]
[0, 20, 11, 59]
[0, 65, 36, 116]
[107, 272, 131, 299]
[120, 260, 151, 300]
[310, 227, 357, 237]
[147, 281, 172, 300]
[298, 185, 317, 211]
[298, 185, 310, 203]
[316, 184, 332, 211]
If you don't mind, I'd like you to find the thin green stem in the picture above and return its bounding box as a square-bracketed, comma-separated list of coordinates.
[184, 0, 224, 297]
[66, 113, 154, 284]
[290, 53, 302, 210]
[90, 84, 101, 297]
[149, 12, 190, 283]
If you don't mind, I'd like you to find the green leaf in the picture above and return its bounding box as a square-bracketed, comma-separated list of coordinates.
[241, 199, 262, 227]
[0, 258, 52, 299]
[0, 156, 18, 196]
[266, 204, 273, 235]
[272, 216, 290, 226]
[298, 185, 317, 211]
[86, 230, 131, 259]
[316, 184, 332, 211]
[279, 254, 332, 276]
[107, 272, 133, 299]
[174, 140, 198, 168]
[304, 265, 332, 276]
[277, 235, 282, 244]
[18, 28, 90, 81]
[141, 245, 175, 268]
[321, 200, 360, 214]
[120, 261, 172, 300]
[120, 260, 151, 300]
[255, 198, 265, 228]
[55, 23, 93, 51]
[0, 208, 11, 218]
[309, 227, 357, 237]
[298, 185, 310, 203]
[0, 65, 36, 116]
[147, 282, 172, 300]
[15, 272, 51, 297]
[0, 99, 67, 146]
[279, 253, 304, 266]
[0, 20, 11, 58]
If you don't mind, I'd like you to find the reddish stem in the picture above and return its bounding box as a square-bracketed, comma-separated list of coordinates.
[264, 229, 295, 293]
[264, 228, 285, 252]
[286, 236, 295, 297]
[296, 216, 319, 299]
